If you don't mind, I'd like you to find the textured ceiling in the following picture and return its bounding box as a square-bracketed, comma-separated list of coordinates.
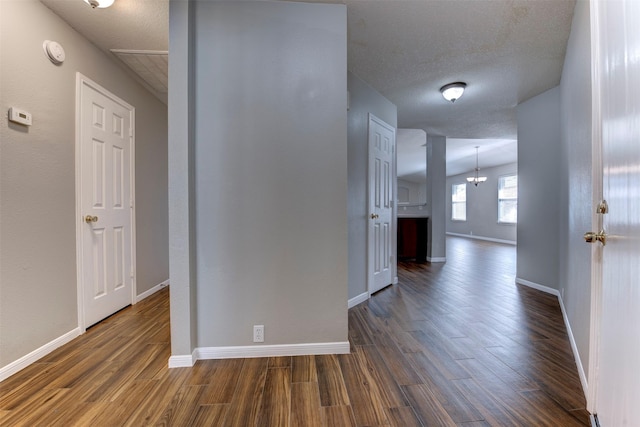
[39, 0, 575, 175]
[446, 137, 518, 176]
[345, 0, 575, 139]
[40, 0, 167, 51]
[41, 0, 168, 102]
[397, 130, 517, 181]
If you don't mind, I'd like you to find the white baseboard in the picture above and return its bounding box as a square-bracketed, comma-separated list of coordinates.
[348, 292, 369, 308]
[515, 277, 560, 296]
[196, 341, 350, 360]
[1, 278, 170, 381]
[0, 327, 81, 382]
[168, 353, 196, 368]
[136, 279, 169, 303]
[447, 232, 517, 246]
[169, 341, 350, 368]
[393, 276, 398, 285]
[516, 277, 589, 400]
[558, 293, 589, 400]
[427, 256, 446, 263]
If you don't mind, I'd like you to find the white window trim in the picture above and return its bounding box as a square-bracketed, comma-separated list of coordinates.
[451, 183, 467, 222]
[497, 174, 517, 224]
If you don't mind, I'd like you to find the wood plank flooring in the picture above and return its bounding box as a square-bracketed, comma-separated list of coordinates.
[0, 237, 589, 426]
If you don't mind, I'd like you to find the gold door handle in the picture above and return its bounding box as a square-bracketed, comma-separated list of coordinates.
[370, 213, 379, 219]
[584, 230, 607, 246]
[85, 215, 98, 223]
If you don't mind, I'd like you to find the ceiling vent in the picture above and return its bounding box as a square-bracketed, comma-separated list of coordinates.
[111, 49, 168, 95]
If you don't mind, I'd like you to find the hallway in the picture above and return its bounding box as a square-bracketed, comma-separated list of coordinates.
[362, 236, 588, 425]
[0, 237, 588, 426]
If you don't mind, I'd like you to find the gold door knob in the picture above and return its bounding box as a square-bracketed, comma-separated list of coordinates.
[370, 213, 379, 219]
[85, 215, 98, 223]
[584, 230, 607, 246]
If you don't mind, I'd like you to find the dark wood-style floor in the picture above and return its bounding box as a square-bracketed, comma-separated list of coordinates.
[0, 237, 589, 426]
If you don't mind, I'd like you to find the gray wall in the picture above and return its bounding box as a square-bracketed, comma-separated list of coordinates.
[397, 179, 423, 206]
[516, 0, 592, 382]
[446, 163, 518, 243]
[0, 0, 168, 368]
[173, 1, 348, 349]
[426, 135, 447, 261]
[397, 131, 429, 219]
[347, 72, 397, 300]
[168, 0, 197, 358]
[516, 87, 561, 290]
[559, 0, 592, 379]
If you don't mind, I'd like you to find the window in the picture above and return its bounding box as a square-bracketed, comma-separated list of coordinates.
[451, 183, 466, 221]
[498, 174, 518, 223]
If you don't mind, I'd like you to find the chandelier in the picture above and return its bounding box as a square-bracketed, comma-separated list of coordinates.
[467, 146, 487, 186]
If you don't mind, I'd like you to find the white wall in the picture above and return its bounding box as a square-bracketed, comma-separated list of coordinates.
[0, 0, 168, 369]
[516, 87, 562, 290]
[347, 72, 397, 301]
[168, 1, 348, 354]
[446, 163, 518, 243]
[559, 0, 592, 381]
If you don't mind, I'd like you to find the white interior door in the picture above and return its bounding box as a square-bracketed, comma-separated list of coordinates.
[589, 1, 640, 424]
[368, 114, 395, 294]
[77, 74, 135, 329]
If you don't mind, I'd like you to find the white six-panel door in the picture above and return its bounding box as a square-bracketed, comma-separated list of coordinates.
[589, 0, 640, 424]
[368, 114, 395, 294]
[77, 74, 135, 329]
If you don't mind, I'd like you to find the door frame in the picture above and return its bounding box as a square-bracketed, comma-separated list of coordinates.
[367, 113, 397, 295]
[75, 73, 137, 332]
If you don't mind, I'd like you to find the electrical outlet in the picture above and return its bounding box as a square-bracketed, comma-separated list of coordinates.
[253, 325, 264, 343]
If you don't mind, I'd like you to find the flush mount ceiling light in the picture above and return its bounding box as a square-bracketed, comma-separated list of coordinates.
[440, 82, 467, 103]
[467, 146, 488, 186]
[83, 0, 115, 8]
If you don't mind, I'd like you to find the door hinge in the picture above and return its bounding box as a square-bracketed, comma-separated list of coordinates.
[597, 199, 608, 214]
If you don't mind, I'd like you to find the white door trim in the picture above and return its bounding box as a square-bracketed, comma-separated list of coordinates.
[586, 0, 603, 413]
[367, 113, 396, 295]
[75, 73, 136, 332]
